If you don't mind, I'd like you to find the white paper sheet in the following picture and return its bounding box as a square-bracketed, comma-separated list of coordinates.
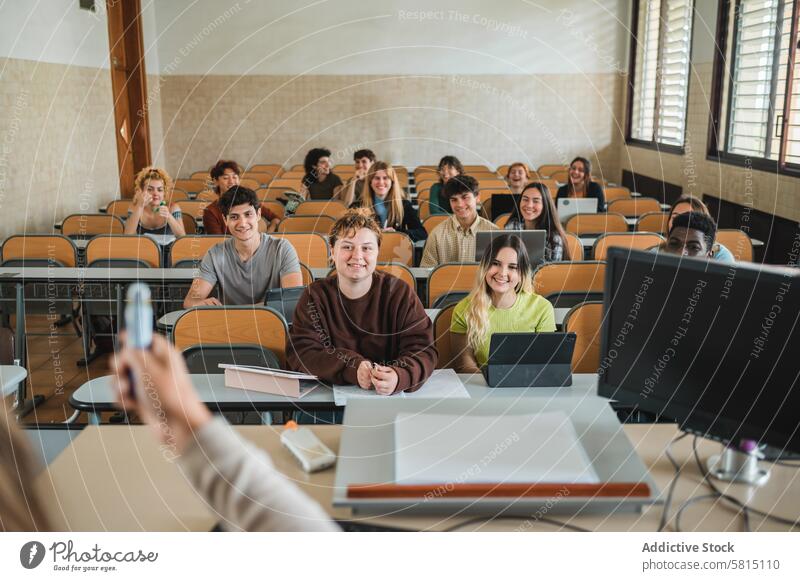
[394, 411, 599, 485]
[333, 368, 470, 406]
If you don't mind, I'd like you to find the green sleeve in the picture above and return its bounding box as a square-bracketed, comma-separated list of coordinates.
[450, 297, 470, 334]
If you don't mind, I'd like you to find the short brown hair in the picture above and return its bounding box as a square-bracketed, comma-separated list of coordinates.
[210, 160, 242, 180]
[329, 208, 382, 248]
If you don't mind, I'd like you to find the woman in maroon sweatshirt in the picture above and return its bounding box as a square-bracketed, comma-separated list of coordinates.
[288, 209, 437, 394]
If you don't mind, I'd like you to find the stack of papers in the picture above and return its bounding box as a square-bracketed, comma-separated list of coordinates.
[393, 411, 599, 485]
[332, 368, 470, 406]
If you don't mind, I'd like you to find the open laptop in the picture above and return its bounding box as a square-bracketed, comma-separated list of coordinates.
[482, 332, 576, 388]
[475, 230, 546, 264]
[557, 198, 598, 224]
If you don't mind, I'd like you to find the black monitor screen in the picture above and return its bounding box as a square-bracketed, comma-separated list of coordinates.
[598, 248, 800, 452]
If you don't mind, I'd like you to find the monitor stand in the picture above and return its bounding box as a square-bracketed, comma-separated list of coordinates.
[707, 440, 770, 487]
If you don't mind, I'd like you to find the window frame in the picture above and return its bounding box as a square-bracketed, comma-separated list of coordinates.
[707, 0, 800, 175]
[626, 0, 697, 155]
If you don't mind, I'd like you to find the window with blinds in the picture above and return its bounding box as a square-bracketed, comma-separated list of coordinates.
[713, 0, 800, 171]
[629, 0, 694, 148]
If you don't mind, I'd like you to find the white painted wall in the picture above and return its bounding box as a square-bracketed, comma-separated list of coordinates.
[149, 0, 629, 75]
[0, 0, 110, 67]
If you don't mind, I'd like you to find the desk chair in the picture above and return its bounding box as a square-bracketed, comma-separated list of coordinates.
[105, 200, 132, 218]
[248, 164, 284, 177]
[190, 171, 210, 180]
[427, 263, 479, 308]
[261, 200, 286, 221]
[294, 200, 347, 219]
[563, 232, 585, 261]
[533, 261, 605, 308]
[607, 197, 662, 217]
[174, 179, 207, 193]
[61, 214, 124, 239]
[82, 235, 161, 361]
[716, 229, 753, 261]
[278, 215, 336, 235]
[565, 213, 628, 236]
[636, 212, 670, 234]
[592, 232, 665, 260]
[494, 213, 512, 229]
[548, 169, 569, 183]
[563, 301, 603, 374]
[604, 186, 632, 204]
[423, 215, 448, 234]
[537, 164, 568, 178]
[242, 172, 276, 187]
[271, 233, 330, 268]
[0, 235, 81, 374]
[172, 306, 288, 367]
[433, 304, 458, 369]
[238, 178, 260, 190]
[178, 200, 209, 221]
[378, 231, 414, 266]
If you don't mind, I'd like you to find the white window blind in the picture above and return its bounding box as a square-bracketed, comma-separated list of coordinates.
[630, 0, 694, 147]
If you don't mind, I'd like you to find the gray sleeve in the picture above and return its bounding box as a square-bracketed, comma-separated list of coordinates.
[177, 418, 339, 532]
[277, 239, 301, 276]
[198, 248, 218, 285]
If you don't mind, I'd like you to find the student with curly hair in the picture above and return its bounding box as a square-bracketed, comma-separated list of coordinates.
[124, 166, 186, 236]
[299, 147, 343, 200]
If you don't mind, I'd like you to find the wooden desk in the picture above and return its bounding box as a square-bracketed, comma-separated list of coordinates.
[35, 424, 800, 531]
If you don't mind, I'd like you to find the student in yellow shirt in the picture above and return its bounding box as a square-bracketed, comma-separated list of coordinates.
[450, 233, 555, 373]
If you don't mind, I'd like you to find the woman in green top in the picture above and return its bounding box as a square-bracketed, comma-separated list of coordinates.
[451, 233, 556, 373]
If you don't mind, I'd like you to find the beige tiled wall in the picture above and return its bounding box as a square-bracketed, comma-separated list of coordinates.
[0, 57, 119, 240]
[620, 63, 800, 224]
[157, 73, 626, 180]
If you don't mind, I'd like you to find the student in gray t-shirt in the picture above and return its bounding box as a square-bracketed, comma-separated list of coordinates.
[184, 187, 303, 307]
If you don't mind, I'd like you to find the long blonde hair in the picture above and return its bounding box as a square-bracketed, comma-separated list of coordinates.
[464, 234, 534, 353]
[357, 161, 405, 227]
[0, 406, 50, 531]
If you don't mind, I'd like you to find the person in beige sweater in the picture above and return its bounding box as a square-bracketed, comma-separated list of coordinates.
[113, 333, 338, 532]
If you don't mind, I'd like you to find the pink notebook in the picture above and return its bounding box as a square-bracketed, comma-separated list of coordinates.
[220, 364, 320, 398]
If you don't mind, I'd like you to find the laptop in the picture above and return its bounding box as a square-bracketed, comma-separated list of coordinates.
[557, 198, 598, 224]
[475, 230, 546, 264]
[482, 332, 576, 388]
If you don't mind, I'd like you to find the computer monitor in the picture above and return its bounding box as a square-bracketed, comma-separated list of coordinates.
[597, 248, 800, 453]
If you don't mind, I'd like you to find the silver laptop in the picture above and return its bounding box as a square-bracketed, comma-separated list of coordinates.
[557, 198, 598, 224]
[475, 230, 546, 264]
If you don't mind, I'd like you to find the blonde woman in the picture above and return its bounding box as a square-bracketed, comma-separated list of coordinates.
[125, 166, 186, 236]
[451, 233, 556, 373]
[350, 161, 427, 242]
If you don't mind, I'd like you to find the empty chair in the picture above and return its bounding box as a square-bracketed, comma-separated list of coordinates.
[607, 197, 662, 217]
[549, 169, 570, 183]
[85, 235, 161, 268]
[604, 186, 632, 203]
[1, 235, 78, 267]
[196, 191, 218, 202]
[240, 172, 275, 187]
[636, 212, 670, 234]
[592, 233, 665, 260]
[563, 301, 604, 373]
[238, 178, 261, 190]
[105, 200, 132, 217]
[532, 261, 605, 306]
[270, 233, 330, 268]
[278, 215, 336, 235]
[716, 229, 753, 261]
[294, 200, 348, 219]
[174, 179, 207, 193]
[564, 213, 628, 236]
[172, 306, 289, 366]
[269, 178, 303, 192]
[537, 164, 569, 178]
[427, 263, 479, 308]
[494, 213, 512, 228]
[433, 303, 458, 369]
[378, 231, 414, 266]
[190, 171, 210, 180]
[176, 200, 208, 220]
[170, 235, 227, 268]
[169, 190, 190, 203]
[61, 214, 124, 238]
[476, 179, 509, 190]
[563, 232, 585, 261]
[248, 164, 284, 177]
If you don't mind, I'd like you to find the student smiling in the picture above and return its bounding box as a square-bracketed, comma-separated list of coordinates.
[287, 209, 436, 393]
[663, 211, 717, 258]
[184, 187, 302, 307]
[555, 156, 605, 212]
[450, 234, 556, 373]
[124, 167, 186, 236]
[504, 182, 571, 261]
[505, 162, 530, 194]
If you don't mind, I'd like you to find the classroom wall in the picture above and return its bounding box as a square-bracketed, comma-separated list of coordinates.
[619, 1, 800, 224]
[144, 0, 630, 177]
[0, 1, 119, 240]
